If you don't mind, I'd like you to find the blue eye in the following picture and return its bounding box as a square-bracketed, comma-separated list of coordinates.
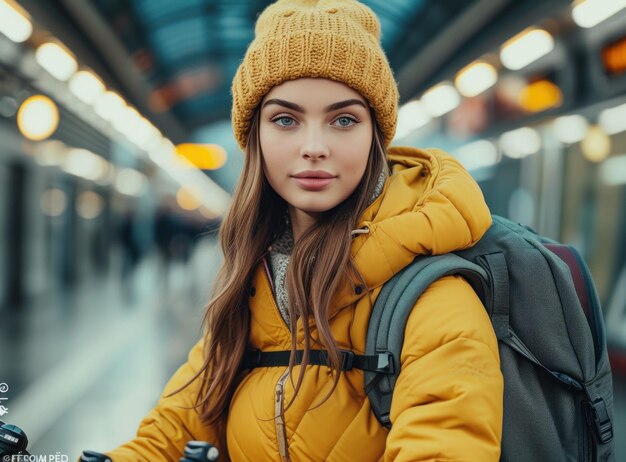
[274, 116, 296, 127]
[335, 116, 357, 127]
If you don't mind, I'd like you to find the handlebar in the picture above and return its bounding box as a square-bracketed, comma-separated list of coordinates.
[0, 420, 29, 457]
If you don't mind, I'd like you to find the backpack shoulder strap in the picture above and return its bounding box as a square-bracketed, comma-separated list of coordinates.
[365, 253, 487, 428]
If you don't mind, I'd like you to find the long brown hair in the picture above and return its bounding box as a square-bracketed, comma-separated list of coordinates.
[168, 103, 389, 437]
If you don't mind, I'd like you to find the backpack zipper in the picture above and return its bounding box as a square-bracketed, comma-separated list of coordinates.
[275, 368, 291, 462]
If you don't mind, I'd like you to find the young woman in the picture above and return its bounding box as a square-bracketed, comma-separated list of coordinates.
[105, 1, 503, 460]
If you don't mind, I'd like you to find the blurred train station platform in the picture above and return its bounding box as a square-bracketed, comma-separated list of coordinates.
[1, 0, 626, 459]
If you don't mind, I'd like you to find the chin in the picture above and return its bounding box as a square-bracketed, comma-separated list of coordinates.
[293, 201, 339, 214]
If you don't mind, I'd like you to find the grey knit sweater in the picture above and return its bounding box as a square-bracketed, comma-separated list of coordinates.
[268, 169, 387, 324]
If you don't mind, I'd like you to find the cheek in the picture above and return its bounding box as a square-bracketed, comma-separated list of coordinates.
[341, 137, 372, 179]
[260, 127, 288, 181]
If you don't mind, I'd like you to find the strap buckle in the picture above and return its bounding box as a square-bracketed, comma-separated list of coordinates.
[375, 352, 395, 374]
[340, 350, 355, 370]
[586, 398, 613, 444]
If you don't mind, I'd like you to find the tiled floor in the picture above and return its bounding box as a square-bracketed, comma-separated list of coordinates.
[1, 235, 625, 460]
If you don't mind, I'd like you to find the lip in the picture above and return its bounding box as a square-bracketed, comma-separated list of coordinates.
[292, 177, 335, 190]
[292, 170, 336, 179]
[291, 170, 336, 191]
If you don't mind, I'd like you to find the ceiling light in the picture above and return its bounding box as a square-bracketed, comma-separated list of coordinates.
[454, 140, 501, 170]
[35, 42, 78, 81]
[500, 29, 554, 70]
[94, 91, 126, 121]
[500, 127, 541, 158]
[454, 62, 498, 97]
[17, 94, 59, 141]
[598, 103, 626, 134]
[421, 83, 461, 117]
[63, 148, 109, 181]
[572, 0, 626, 28]
[115, 168, 147, 196]
[394, 100, 432, 139]
[553, 115, 588, 144]
[0, 1, 32, 43]
[69, 70, 105, 105]
[598, 154, 626, 185]
[581, 125, 611, 162]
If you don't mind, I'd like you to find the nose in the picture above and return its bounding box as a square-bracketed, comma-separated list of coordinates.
[300, 126, 330, 160]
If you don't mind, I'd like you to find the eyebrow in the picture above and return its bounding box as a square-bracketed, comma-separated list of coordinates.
[262, 98, 368, 113]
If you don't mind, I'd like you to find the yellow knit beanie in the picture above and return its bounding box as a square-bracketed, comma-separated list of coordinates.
[231, 0, 399, 151]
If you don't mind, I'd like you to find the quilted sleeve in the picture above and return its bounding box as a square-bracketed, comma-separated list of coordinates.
[383, 275, 503, 462]
[101, 338, 220, 462]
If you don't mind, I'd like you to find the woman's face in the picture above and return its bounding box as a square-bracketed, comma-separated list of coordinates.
[259, 78, 373, 227]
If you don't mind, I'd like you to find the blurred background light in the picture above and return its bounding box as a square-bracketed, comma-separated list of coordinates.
[199, 207, 218, 220]
[35, 42, 78, 81]
[454, 139, 501, 170]
[394, 100, 432, 140]
[0, 0, 32, 43]
[176, 187, 201, 211]
[500, 126, 541, 158]
[94, 91, 126, 121]
[62, 148, 109, 181]
[69, 70, 105, 105]
[76, 191, 104, 219]
[581, 125, 611, 162]
[553, 114, 589, 144]
[17, 94, 59, 141]
[421, 83, 460, 117]
[572, 0, 626, 29]
[115, 168, 147, 196]
[519, 79, 563, 112]
[94, 164, 116, 186]
[500, 29, 554, 70]
[598, 102, 626, 134]
[126, 116, 159, 149]
[599, 154, 626, 185]
[40, 188, 67, 217]
[175, 143, 228, 170]
[454, 61, 498, 97]
[32, 140, 67, 166]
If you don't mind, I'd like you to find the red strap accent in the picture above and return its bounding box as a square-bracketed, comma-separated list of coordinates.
[608, 347, 626, 377]
[544, 243, 590, 317]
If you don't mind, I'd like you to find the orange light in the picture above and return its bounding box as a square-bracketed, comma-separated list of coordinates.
[602, 37, 626, 75]
[175, 143, 227, 170]
[519, 80, 562, 113]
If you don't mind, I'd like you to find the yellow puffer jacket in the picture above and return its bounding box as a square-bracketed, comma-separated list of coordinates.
[104, 147, 503, 461]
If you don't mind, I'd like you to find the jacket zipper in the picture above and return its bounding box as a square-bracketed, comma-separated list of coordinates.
[261, 255, 291, 460]
[275, 368, 291, 462]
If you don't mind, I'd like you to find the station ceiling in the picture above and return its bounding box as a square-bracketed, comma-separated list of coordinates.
[20, 0, 570, 143]
[85, 0, 468, 133]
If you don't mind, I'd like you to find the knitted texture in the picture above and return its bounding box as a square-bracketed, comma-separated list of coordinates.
[231, 0, 399, 151]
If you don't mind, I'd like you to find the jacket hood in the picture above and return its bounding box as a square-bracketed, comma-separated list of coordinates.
[336, 146, 491, 307]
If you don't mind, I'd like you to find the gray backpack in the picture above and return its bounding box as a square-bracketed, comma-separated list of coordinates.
[365, 215, 614, 461]
[243, 215, 615, 461]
